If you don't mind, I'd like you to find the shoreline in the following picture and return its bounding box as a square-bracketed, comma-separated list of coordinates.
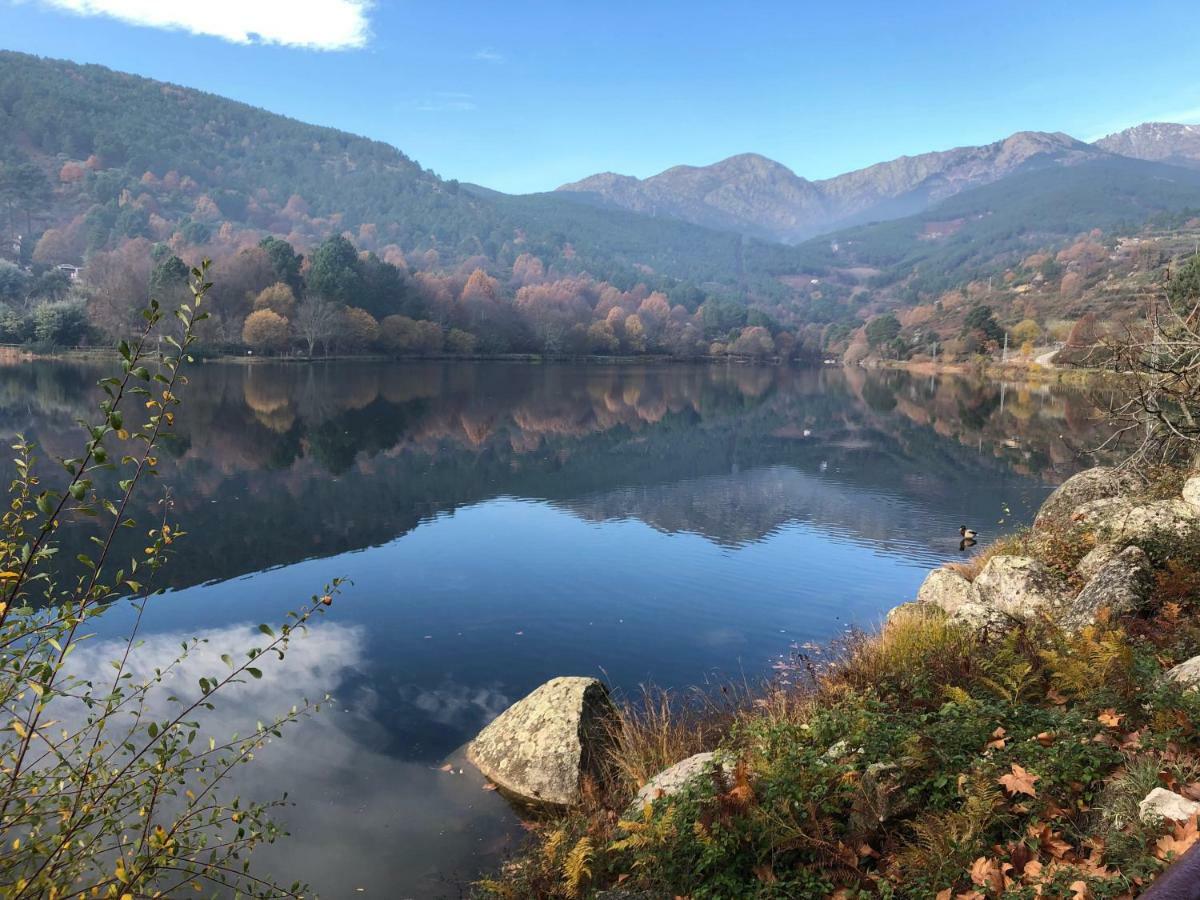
[477, 464, 1200, 898]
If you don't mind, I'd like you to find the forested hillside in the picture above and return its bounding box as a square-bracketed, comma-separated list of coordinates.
[2, 49, 1200, 366]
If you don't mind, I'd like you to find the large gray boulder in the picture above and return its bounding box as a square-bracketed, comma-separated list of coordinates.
[973, 556, 1068, 618]
[916, 567, 976, 615]
[1035, 467, 1132, 530]
[1140, 787, 1200, 823]
[950, 600, 1021, 632]
[467, 676, 616, 807]
[1075, 543, 1119, 582]
[1059, 546, 1152, 633]
[1090, 500, 1200, 555]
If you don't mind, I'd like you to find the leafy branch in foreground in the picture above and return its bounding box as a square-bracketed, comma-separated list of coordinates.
[0, 261, 338, 898]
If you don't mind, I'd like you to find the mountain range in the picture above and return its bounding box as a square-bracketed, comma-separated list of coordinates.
[2, 48, 1200, 342]
[558, 125, 1200, 244]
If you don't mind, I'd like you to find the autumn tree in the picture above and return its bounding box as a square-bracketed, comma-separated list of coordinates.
[242, 308, 290, 352]
[587, 320, 619, 354]
[1066, 313, 1100, 348]
[446, 328, 477, 354]
[380, 315, 443, 354]
[336, 306, 380, 352]
[253, 282, 297, 320]
[1011, 318, 1042, 345]
[462, 268, 499, 304]
[1060, 271, 1085, 299]
[294, 294, 339, 357]
[31, 228, 77, 264]
[731, 325, 776, 359]
[81, 238, 154, 336]
[624, 314, 647, 353]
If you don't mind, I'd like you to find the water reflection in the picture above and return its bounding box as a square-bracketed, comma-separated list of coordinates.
[0, 361, 1113, 591]
[0, 359, 1115, 894]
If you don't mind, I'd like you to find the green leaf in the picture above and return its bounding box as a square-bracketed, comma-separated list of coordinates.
[258, 624, 275, 638]
[246, 667, 263, 679]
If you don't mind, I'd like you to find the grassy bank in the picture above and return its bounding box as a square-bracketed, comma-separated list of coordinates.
[478, 470, 1200, 899]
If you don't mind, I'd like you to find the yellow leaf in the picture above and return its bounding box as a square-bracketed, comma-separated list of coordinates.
[1097, 708, 1123, 728]
[0, 571, 20, 579]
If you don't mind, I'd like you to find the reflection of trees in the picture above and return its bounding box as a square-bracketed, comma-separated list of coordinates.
[0, 360, 1123, 592]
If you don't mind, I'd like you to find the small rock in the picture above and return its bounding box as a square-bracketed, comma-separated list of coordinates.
[1075, 543, 1119, 582]
[1183, 475, 1200, 511]
[916, 567, 976, 615]
[630, 752, 719, 813]
[467, 676, 616, 807]
[1059, 547, 1151, 633]
[973, 556, 1067, 617]
[1139, 787, 1200, 823]
[1166, 655, 1200, 689]
[1035, 467, 1133, 530]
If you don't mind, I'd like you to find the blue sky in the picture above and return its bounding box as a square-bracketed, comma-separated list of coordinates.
[3, 0, 1199, 193]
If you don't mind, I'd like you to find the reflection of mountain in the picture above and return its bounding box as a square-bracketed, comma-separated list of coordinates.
[558, 465, 985, 553]
[0, 361, 1113, 591]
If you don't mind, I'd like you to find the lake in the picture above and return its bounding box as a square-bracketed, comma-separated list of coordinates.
[0, 359, 1114, 897]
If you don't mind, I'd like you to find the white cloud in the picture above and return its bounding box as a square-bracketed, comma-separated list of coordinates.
[35, 0, 373, 50]
[474, 47, 504, 63]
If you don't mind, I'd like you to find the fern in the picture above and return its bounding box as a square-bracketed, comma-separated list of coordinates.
[562, 836, 594, 898]
[893, 774, 1006, 886]
[611, 802, 678, 865]
[1040, 621, 1134, 698]
[542, 827, 568, 864]
[976, 633, 1040, 708]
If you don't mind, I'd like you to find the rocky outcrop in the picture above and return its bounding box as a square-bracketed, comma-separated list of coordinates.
[1099, 501, 1199, 560]
[467, 676, 616, 807]
[1075, 543, 1119, 582]
[972, 556, 1067, 617]
[1034, 467, 1131, 530]
[630, 752, 719, 812]
[949, 601, 1020, 632]
[1059, 547, 1152, 632]
[916, 568, 975, 615]
[1140, 787, 1200, 823]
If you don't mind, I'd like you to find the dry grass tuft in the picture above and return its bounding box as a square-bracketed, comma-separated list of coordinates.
[602, 686, 737, 797]
[833, 604, 979, 696]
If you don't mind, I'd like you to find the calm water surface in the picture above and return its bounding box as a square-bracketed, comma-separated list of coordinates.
[0, 360, 1113, 897]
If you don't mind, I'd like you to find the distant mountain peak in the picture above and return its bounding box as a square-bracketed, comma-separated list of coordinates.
[1094, 122, 1200, 168]
[557, 129, 1103, 243]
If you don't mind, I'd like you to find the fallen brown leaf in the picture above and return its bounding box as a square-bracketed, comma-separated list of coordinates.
[999, 763, 1039, 798]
